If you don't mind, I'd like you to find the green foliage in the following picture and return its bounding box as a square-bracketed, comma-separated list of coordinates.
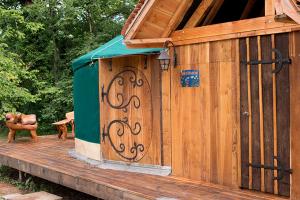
[0, 7, 41, 119]
[0, 0, 136, 133]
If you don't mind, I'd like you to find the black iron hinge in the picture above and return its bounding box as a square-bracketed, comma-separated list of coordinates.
[102, 125, 108, 143]
[101, 84, 107, 102]
[247, 156, 293, 181]
[240, 48, 291, 74]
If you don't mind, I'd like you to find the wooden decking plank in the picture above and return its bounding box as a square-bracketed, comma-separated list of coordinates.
[0, 136, 287, 200]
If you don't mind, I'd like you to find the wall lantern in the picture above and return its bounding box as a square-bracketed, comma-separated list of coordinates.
[157, 40, 177, 71]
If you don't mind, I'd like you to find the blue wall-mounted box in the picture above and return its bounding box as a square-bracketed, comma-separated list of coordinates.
[180, 69, 200, 87]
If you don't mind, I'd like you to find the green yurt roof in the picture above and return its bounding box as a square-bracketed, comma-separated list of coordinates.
[72, 35, 162, 72]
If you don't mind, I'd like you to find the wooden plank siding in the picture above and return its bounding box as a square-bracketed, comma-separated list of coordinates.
[249, 36, 261, 192]
[240, 38, 250, 189]
[169, 39, 239, 187]
[260, 35, 274, 194]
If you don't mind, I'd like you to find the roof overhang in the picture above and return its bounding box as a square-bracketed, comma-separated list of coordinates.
[122, 0, 300, 48]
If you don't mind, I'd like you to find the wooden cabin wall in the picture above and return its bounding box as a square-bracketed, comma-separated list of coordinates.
[164, 31, 300, 196]
[99, 55, 169, 165]
[164, 39, 240, 187]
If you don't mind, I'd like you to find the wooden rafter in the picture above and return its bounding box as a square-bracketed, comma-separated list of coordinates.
[124, 38, 171, 48]
[202, 0, 224, 26]
[125, 0, 157, 40]
[184, 0, 215, 28]
[241, 0, 257, 19]
[275, 0, 300, 24]
[162, 0, 193, 37]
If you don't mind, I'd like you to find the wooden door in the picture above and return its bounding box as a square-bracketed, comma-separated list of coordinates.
[100, 56, 162, 165]
[239, 33, 292, 197]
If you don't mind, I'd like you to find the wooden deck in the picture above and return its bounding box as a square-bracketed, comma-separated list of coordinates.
[0, 135, 288, 200]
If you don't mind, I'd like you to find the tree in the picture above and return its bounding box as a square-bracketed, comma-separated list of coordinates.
[0, 7, 41, 119]
[0, 0, 137, 133]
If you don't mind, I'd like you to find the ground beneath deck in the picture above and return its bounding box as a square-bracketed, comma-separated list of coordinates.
[0, 135, 287, 200]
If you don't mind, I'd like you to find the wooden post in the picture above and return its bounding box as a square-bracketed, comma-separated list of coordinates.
[290, 31, 300, 200]
[265, 0, 275, 16]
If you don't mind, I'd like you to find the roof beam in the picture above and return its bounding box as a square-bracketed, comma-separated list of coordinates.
[172, 16, 298, 44]
[202, 0, 224, 25]
[184, 0, 215, 28]
[162, 0, 193, 37]
[275, 0, 300, 24]
[125, 0, 158, 40]
[124, 38, 171, 48]
[240, 0, 257, 19]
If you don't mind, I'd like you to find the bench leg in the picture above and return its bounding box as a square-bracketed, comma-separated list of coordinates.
[71, 121, 75, 138]
[30, 130, 38, 142]
[7, 129, 16, 143]
[57, 124, 67, 140]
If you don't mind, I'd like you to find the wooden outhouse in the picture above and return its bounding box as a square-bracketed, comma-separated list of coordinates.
[73, 0, 300, 199]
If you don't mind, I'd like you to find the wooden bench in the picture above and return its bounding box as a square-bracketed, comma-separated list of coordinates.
[52, 111, 74, 140]
[5, 113, 38, 143]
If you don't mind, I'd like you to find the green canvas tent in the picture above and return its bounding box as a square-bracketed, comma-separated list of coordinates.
[72, 35, 162, 144]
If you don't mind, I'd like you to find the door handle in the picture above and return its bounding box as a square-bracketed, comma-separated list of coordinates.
[242, 111, 249, 117]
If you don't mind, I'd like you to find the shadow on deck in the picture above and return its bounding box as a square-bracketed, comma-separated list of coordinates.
[0, 135, 287, 200]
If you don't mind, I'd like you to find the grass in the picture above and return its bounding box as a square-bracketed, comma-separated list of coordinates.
[0, 128, 6, 140]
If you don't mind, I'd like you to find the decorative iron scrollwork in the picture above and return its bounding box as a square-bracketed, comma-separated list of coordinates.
[102, 117, 144, 161]
[101, 69, 143, 112]
[101, 67, 152, 162]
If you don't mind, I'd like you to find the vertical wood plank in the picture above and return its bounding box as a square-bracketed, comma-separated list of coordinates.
[161, 56, 172, 166]
[171, 46, 184, 177]
[261, 35, 275, 194]
[247, 38, 253, 190]
[150, 55, 163, 165]
[257, 36, 265, 192]
[271, 34, 279, 195]
[239, 38, 249, 189]
[290, 31, 300, 200]
[249, 36, 261, 191]
[275, 33, 290, 197]
[209, 61, 220, 184]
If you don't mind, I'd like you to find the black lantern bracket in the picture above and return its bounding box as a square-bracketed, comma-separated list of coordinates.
[157, 40, 178, 71]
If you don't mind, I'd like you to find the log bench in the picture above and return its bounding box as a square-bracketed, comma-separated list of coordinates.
[5, 113, 38, 143]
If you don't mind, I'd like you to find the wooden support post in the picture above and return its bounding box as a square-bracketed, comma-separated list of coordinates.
[18, 170, 23, 182]
[290, 31, 300, 200]
[265, 0, 275, 16]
